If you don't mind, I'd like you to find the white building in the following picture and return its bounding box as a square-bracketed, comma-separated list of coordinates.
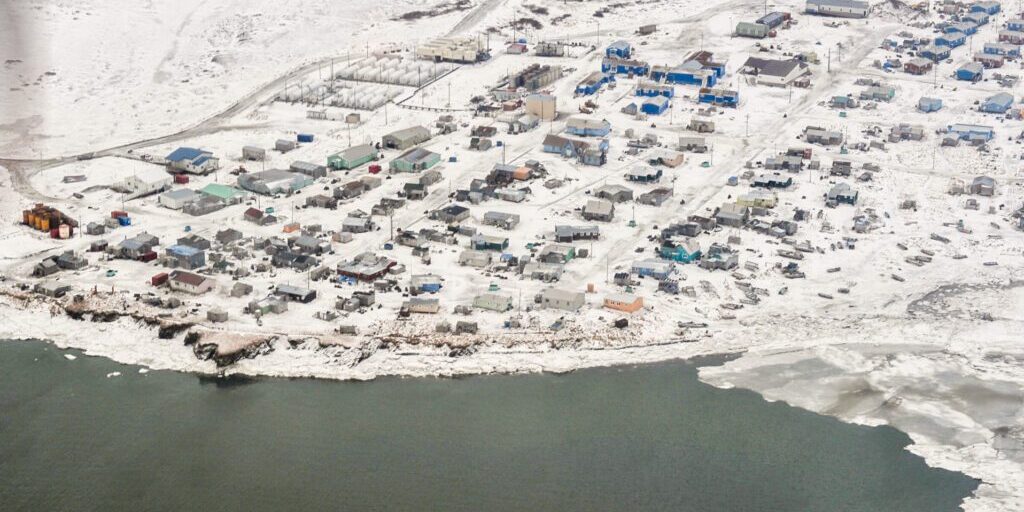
[122, 168, 173, 197]
[158, 189, 199, 210]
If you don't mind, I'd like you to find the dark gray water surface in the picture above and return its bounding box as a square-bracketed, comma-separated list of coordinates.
[0, 341, 978, 511]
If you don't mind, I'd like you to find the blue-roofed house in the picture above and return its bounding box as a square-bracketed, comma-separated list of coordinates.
[918, 97, 943, 113]
[166, 147, 220, 174]
[641, 95, 670, 115]
[919, 44, 951, 61]
[956, 62, 984, 81]
[165, 244, 206, 269]
[699, 87, 739, 107]
[601, 57, 650, 76]
[631, 259, 675, 280]
[576, 72, 609, 95]
[936, 33, 966, 48]
[606, 40, 632, 59]
[984, 42, 1021, 57]
[1009, 19, 1024, 31]
[980, 92, 1013, 113]
[663, 51, 727, 87]
[971, 1, 1000, 14]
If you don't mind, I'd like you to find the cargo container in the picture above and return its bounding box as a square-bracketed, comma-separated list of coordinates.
[174, 174, 190, 184]
[297, 133, 314, 143]
[151, 273, 169, 286]
[369, 164, 382, 174]
[138, 251, 158, 263]
[118, 216, 132, 227]
[111, 210, 128, 219]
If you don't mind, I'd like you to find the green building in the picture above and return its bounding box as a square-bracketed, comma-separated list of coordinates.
[327, 144, 379, 170]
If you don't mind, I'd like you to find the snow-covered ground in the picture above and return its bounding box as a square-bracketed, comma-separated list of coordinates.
[2, 0, 1024, 510]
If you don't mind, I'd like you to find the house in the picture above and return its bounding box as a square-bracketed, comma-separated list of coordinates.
[390, 148, 441, 173]
[237, 170, 313, 195]
[290, 161, 328, 179]
[542, 134, 608, 166]
[981, 92, 1013, 113]
[165, 147, 220, 174]
[158, 189, 199, 210]
[827, 183, 859, 205]
[638, 188, 674, 206]
[200, 183, 247, 204]
[565, 116, 612, 137]
[582, 199, 615, 222]
[535, 41, 566, 57]
[122, 168, 172, 197]
[459, 249, 493, 267]
[737, 189, 779, 208]
[307, 194, 339, 209]
[470, 233, 509, 251]
[904, 57, 933, 75]
[740, 57, 809, 86]
[215, 228, 243, 245]
[34, 281, 72, 298]
[1009, 18, 1024, 31]
[538, 288, 585, 311]
[804, 126, 843, 145]
[523, 262, 565, 282]
[242, 146, 266, 161]
[631, 259, 675, 280]
[641, 95, 670, 115]
[243, 207, 274, 225]
[972, 1, 1000, 15]
[945, 21, 978, 35]
[688, 118, 716, 133]
[626, 167, 663, 183]
[959, 61, 986, 81]
[538, 243, 576, 263]
[342, 216, 374, 234]
[974, 52, 1004, 69]
[699, 244, 739, 271]
[918, 97, 943, 113]
[482, 211, 520, 230]
[164, 243, 205, 269]
[698, 87, 739, 108]
[678, 137, 709, 153]
[971, 176, 996, 196]
[275, 285, 317, 303]
[889, 123, 925, 142]
[576, 71, 608, 95]
[603, 293, 643, 313]
[336, 253, 395, 281]
[554, 225, 600, 242]
[177, 234, 211, 251]
[936, 33, 966, 48]
[473, 293, 513, 312]
[659, 239, 702, 263]
[948, 123, 994, 142]
[715, 202, 750, 227]
[432, 204, 471, 224]
[918, 44, 951, 62]
[327, 144, 379, 170]
[636, 81, 674, 98]
[860, 85, 895, 102]
[601, 57, 650, 76]
[736, 21, 769, 38]
[752, 172, 793, 189]
[410, 274, 443, 294]
[983, 42, 1020, 57]
[167, 270, 215, 295]
[1001, 30, 1024, 45]
[805, 0, 869, 18]
[606, 40, 632, 59]
[382, 126, 431, 150]
[595, 184, 634, 203]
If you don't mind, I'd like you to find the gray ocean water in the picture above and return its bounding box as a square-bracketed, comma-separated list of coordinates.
[0, 340, 978, 511]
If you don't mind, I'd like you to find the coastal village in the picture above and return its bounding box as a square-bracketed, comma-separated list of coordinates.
[3, 0, 1023, 369]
